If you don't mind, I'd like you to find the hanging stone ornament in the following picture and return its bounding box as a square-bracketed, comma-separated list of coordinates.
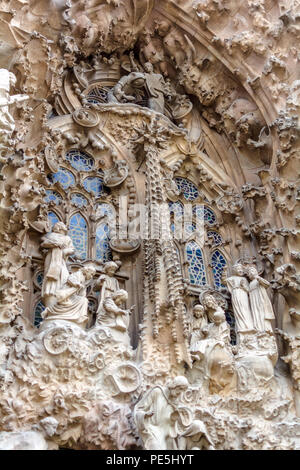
[216, 190, 244, 215]
[72, 107, 100, 127]
[44, 146, 59, 173]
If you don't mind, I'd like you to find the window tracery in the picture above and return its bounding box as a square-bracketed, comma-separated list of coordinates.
[66, 149, 94, 172]
[44, 149, 115, 262]
[69, 213, 88, 260]
[168, 177, 228, 293]
[211, 249, 227, 289]
[34, 300, 45, 328]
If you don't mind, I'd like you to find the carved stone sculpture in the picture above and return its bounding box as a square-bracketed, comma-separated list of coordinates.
[0, 0, 299, 452]
[41, 222, 75, 308]
[248, 266, 275, 332]
[0, 69, 28, 156]
[95, 261, 120, 315]
[42, 264, 96, 327]
[226, 263, 253, 333]
[96, 289, 131, 345]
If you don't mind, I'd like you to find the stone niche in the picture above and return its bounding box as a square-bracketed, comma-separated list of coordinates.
[0, 0, 299, 451]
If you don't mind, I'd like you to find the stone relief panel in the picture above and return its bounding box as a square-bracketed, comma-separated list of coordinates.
[0, 0, 299, 451]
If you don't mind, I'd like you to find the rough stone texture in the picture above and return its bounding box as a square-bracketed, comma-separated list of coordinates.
[0, 0, 299, 450]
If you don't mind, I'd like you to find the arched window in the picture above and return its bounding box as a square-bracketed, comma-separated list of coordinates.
[66, 149, 94, 172]
[175, 177, 199, 201]
[71, 193, 88, 208]
[96, 223, 112, 262]
[207, 231, 223, 246]
[48, 211, 60, 228]
[211, 250, 227, 289]
[34, 300, 45, 327]
[83, 176, 106, 197]
[69, 213, 88, 260]
[49, 167, 75, 190]
[186, 241, 207, 286]
[44, 190, 62, 205]
[193, 205, 216, 226]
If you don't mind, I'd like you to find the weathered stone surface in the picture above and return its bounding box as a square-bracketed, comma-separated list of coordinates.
[0, 0, 299, 450]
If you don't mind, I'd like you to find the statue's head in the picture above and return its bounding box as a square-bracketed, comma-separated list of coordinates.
[39, 417, 58, 437]
[232, 263, 244, 277]
[193, 304, 204, 319]
[52, 222, 68, 234]
[211, 309, 225, 325]
[113, 289, 128, 304]
[144, 62, 154, 73]
[247, 266, 258, 280]
[168, 376, 189, 398]
[104, 261, 119, 275]
[203, 294, 217, 310]
[82, 263, 96, 280]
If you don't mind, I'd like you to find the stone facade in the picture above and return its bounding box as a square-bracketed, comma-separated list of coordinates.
[0, 0, 299, 450]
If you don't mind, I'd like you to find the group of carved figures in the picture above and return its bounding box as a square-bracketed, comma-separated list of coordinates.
[226, 263, 275, 335]
[40, 222, 130, 343]
[40, 224, 275, 345]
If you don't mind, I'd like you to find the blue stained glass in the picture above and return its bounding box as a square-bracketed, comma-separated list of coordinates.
[87, 87, 109, 104]
[66, 149, 94, 172]
[96, 203, 115, 218]
[69, 213, 88, 260]
[96, 224, 112, 262]
[36, 272, 44, 288]
[71, 193, 88, 208]
[48, 211, 60, 228]
[34, 300, 45, 327]
[169, 201, 184, 218]
[207, 231, 223, 246]
[186, 241, 207, 286]
[175, 177, 199, 201]
[83, 177, 105, 197]
[193, 205, 216, 226]
[44, 190, 62, 205]
[211, 250, 227, 289]
[50, 168, 75, 190]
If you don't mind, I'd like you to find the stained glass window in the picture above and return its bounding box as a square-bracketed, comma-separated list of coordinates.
[87, 87, 109, 104]
[48, 211, 60, 228]
[96, 224, 112, 262]
[169, 201, 184, 218]
[83, 177, 106, 197]
[207, 231, 223, 246]
[96, 203, 115, 219]
[71, 193, 88, 208]
[44, 190, 62, 205]
[69, 213, 88, 260]
[193, 205, 216, 226]
[36, 272, 44, 288]
[34, 300, 45, 327]
[66, 149, 94, 172]
[50, 168, 75, 190]
[186, 241, 207, 286]
[175, 177, 199, 201]
[211, 250, 227, 289]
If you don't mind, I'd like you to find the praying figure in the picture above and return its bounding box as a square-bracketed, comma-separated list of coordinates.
[247, 266, 275, 332]
[41, 222, 75, 307]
